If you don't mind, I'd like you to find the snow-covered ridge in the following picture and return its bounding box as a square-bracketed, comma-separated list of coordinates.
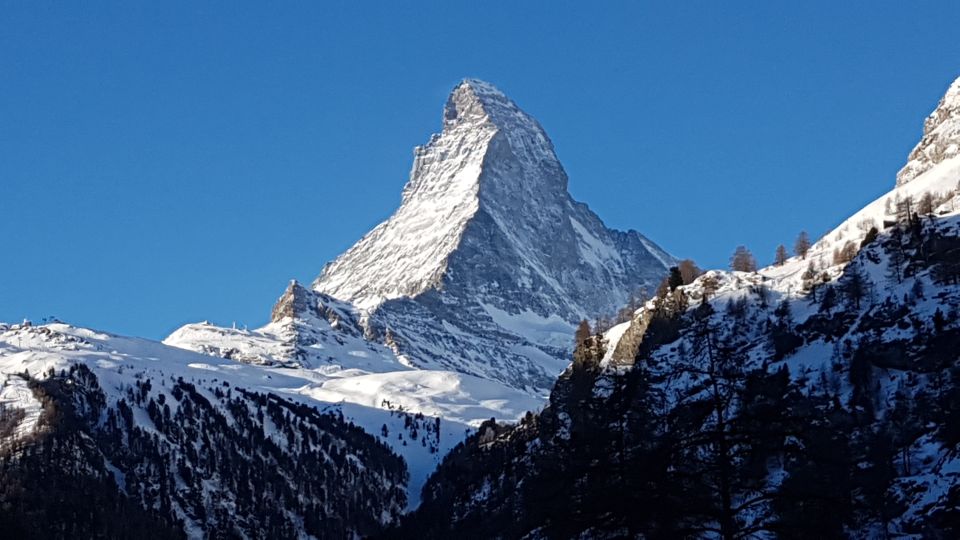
[3, 322, 540, 510]
[314, 83, 496, 310]
[313, 79, 671, 318]
[606, 75, 960, 361]
[898, 76, 960, 186]
[606, 153, 960, 362]
[7, 78, 673, 526]
[724, 77, 960, 302]
[564, 78, 960, 534]
[284, 79, 672, 393]
[0, 322, 411, 535]
[314, 78, 591, 311]
[758, 155, 960, 297]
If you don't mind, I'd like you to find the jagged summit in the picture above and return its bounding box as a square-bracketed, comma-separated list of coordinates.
[315, 79, 669, 318]
[897, 75, 960, 186]
[442, 79, 550, 139]
[304, 78, 673, 392]
[171, 78, 672, 394]
[443, 79, 514, 126]
[312, 80, 518, 309]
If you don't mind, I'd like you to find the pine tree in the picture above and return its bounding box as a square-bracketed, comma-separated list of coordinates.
[667, 266, 684, 290]
[774, 244, 788, 266]
[655, 277, 671, 300]
[933, 308, 947, 333]
[794, 231, 812, 259]
[918, 192, 935, 215]
[819, 285, 837, 312]
[773, 391, 856, 537]
[840, 263, 869, 310]
[832, 241, 858, 265]
[667, 301, 757, 539]
[801, 262, 817, 292]
[896, 195, 915, 224]
[774, 298, 791, 322]
[887, 224, 905, 283]
[910, 279, 925, 301]
[574, 319, 591, 346]
[770, 299, 802, 360]
[678, 259, 703, 285]
[730, 246, 757, 272]
[616, 289, 648, 323]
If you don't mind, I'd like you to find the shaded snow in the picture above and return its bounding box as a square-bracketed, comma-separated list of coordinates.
[2, 323, 544, 510]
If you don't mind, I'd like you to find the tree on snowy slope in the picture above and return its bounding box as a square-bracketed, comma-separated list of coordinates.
[662, 301, 814, 539]
[839, 261, 872, 310]
[730, 246, 758, 272]
[774, 244, 789, 266]
[390, 210, 960, 538]
[574, 319, 591, 346]
[387, 76, 960, 539]
[665, 301, 753, 538]
[678, 259, 704, 285]
[0, 364, 408, 539]
[794, 231, 811, 259]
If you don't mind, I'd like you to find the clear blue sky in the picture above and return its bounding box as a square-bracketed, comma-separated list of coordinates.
[2, 2, 960, 339]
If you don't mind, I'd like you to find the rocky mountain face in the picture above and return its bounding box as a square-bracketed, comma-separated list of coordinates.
[311, 79, 673, 393]
[389, 77, 960, 539]
[1, 79, 669, 539]
[316, 79, 671, 319]
[169, 79, 672, 396]
[5, 76, 959, 539]
[898, 77, 960, 186]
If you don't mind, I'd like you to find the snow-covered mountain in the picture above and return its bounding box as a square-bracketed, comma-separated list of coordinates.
[0, 320, 540, 534]
[15, 75, 960, 538]
[0, 78, 673, 537]
[316, 79, 671, 319]
[170, 79, 673, 395]
[0, 323, 409, 537]
[393, 76, 960, 539]
[898, 76, 960, 187]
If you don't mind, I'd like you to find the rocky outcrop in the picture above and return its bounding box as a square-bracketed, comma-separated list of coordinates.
[897, 76, 960, 186]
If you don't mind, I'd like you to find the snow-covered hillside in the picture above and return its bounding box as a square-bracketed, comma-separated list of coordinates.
[600, 77, 960, 372]
[393, 76, 960, 539]
[2, 80, 674, 536]
[603, 149, 960, 368]
[0, 323, 408, 537]
[0, 321, 539, 516]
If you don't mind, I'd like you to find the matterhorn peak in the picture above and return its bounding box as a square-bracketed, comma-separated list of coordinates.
[896, 75, 960, 186]
[443, 78, 523, 128]
[169, 79, 672, 394]
[314, 78, 581, 311]
[306, 78, 672, 392]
